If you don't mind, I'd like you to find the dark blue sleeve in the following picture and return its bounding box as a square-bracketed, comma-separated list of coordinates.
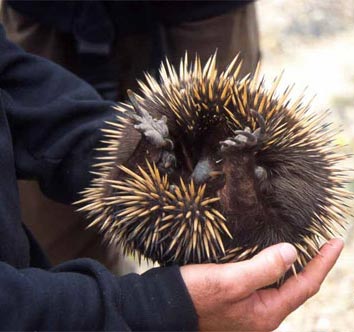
[0, 259, 197, 331]
[0, 24, 114, 203]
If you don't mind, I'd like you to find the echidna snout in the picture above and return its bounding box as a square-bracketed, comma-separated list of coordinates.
[77, 54, 351, 272]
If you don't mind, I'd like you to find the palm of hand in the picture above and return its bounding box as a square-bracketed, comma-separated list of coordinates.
[181, 239, 343, 331]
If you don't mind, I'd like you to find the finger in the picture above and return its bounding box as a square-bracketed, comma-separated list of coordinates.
[220, 243, 298, 298]
[256, 238, 344, 322]
[280, 238, 344, 308]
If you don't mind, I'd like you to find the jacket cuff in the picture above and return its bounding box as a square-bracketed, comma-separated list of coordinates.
[119, 265, 198, 331]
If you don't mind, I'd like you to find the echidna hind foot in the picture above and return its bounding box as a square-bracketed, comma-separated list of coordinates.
[77, 53, 353, 276]
[220, 109, 265, 152]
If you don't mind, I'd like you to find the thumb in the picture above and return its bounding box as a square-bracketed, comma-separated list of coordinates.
[223, 243, 297, 298]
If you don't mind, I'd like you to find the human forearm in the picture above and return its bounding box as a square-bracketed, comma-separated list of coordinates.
[120, 265, 198, 331]
[0, 258, 198, 331]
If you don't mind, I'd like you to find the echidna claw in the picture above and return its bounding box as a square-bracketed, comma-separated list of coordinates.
[127, 89, 144, 117]
[250, 109, 266, 138]
[165, 138, 174, 151]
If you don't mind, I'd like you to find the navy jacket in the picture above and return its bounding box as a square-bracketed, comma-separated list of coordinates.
[7, 1, 250, 47]
[0, 24, 197, 331]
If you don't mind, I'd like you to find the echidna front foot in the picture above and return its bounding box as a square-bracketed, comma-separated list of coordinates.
[133, 112, 171, 149]
[127, 89, 173, 150]
[127, 89, 177, 174]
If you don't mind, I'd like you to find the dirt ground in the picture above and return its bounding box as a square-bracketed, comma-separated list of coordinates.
[258, 1, 354, 331]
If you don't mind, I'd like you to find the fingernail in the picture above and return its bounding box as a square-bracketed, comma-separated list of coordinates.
[279, 243, 297, 266]
[327, 238, 344, 248]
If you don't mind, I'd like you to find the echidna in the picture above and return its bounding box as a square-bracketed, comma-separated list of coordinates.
[77, 54, 352, 273]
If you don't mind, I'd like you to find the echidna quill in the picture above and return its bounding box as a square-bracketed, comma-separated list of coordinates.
[77, 54, 352, 274]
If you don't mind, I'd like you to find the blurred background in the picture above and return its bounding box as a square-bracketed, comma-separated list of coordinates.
[258, 0, 354, 331]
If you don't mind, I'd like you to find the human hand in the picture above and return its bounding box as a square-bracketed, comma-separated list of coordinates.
[180, 239, 344, 331]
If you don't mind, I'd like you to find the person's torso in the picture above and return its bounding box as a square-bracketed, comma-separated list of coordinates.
[0, 90, 31, 268]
